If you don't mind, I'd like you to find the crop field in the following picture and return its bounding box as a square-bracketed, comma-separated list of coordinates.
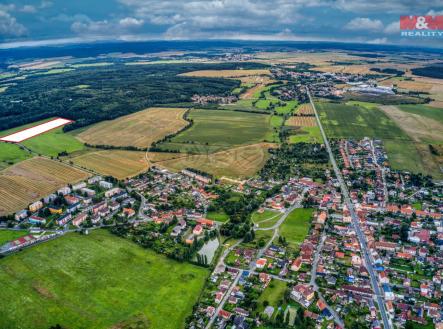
[76, 107, 189, 148]
[295, 103, 315, 115]
[158, 110, 275, 153]
[288, 126, 322, 144]
[379, 105, 443, 143]
[279, 208, 313, 248]
[275, 100, 298, 115]
[0, 229, 209, 329]
[180, 69, 270, 78]
[286, 116, 317, 127]
[0, 157, 90, 215]
[316, 102, 409, 140]
[397, 104, 443, 125]
[0, 143, 31, 170]
[71, 150, 148, 179]
[154, 143, 275, 179]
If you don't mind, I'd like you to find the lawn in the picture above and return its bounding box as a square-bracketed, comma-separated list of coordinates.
[257, 280, 288, 314]
[279, 208, 313, 247]
[275, 101, 298, 115]
[159, 109, 274, 152]
[206, 210, 230, 223]
[0, 142, 31, 170]
[288, 126, 322, 144]
[252, 209, 280, 223]
[0, 230, 208, 329]
[0, 230, 29, 245]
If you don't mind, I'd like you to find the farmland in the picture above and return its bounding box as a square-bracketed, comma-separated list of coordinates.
[279, 208, 313, 248]
[76, 107, 189, 148]
[0, 157, 90, 215]
[286, 116, 317, 127]
[153, 143, 275, 179]
[0, 229, 208, 329]
[0, 230, 29, 245]
[71, 150, 148, 179]
[0, 143, 31, 170]
[158, 110, 276, 153]
[180, 69, 270, 78]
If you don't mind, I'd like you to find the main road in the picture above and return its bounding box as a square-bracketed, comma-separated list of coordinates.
[307, 88, 392, 329]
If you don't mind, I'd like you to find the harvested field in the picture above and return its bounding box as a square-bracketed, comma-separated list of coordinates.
[153, 143, 276, 179]
[180, 69, 270, 78]
[379, 105, 443, 143]
[286, 116, 317, 127]
[76, 108, 188, 148]
[295, 103, 315, 115]
[71, 150, 148, 180]
[379, 78, 433, 93]
[0, 157, 90, 215]
[315, 65, 374, 75]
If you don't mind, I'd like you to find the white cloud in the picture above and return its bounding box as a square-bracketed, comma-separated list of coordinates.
[0, 10, 27, 37]
[427, 9, 443, 16]
[19, 5, 37, 13]
[384, 21, 399, 34]
[119, 17, 144, 28]
[367, 37, 387, 44]
[345, 17, 384, 32]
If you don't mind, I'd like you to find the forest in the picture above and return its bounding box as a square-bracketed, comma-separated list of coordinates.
[0, 62, 265, 131]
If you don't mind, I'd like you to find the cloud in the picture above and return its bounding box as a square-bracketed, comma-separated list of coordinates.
[345, 17, 384, 32]
[427, 9, 443, 16]
[367, 37, 387, 44]
[0, 10, 27, 37]
[336, 0, 437, 13]
[119, 17, 144, 28]
[384, 21, 399, 34]
[71, 16, 144, 35]
[19, 5, 37, 13]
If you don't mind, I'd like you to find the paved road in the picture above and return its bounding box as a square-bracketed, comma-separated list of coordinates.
[308, 88, 392, 329]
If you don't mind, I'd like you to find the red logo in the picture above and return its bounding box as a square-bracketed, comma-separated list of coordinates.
[400, 16, 443, 30]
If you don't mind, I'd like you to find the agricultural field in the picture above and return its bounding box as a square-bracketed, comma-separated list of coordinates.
[0, 229, 209, 329]
[180, 69, 270, 78]
[285, 116, 317, 127]
[279, 208, 313, 248]
[288, 126, 322, 144]
[76, 107, 189, 148]
[158, 110, 276, 153]
[71, 150, 148, 180]
[0, 157, 90, 216]
[295, 103, 314, 115]
[275, 100, 298, 115]
[153, 143, 275, 179]
[397, 104, 443, 125]
[0, 142, 31, 170]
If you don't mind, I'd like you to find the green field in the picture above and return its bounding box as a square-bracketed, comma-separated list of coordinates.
[0, 230, 29, 245]
[275, 101, 298, 115]
[206, 210, 230, 223]
[252, 209, 280, 223]
[159, 109, 275, 152]
[279, 208, 313, 247]
[316, 102, 409, 140]
[398, 104, 443, 125]
[0, 230, 208, 329]
[257, 280, 288, 315]
[0, 142, 32, 170]
[288, 126, 322, 144]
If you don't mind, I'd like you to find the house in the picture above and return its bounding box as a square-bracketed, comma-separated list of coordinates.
[256, 258, 267, 269]
[206, 306, 215, 317]
[57, 186, 71, 196]
[57, 213, 72, 226]
[218, 309, 232, 321]
[67, 202, 81, 214]
[317, 211, 327, 224]
[185, 235, 195, 244]
[72, 182, 86, 191]
[196, 218, 214, 228]
[193, 224, 203, 235]
[28, 215, 46, 225]
[73, 212, 88, 226]
[291, 284, 315, 306]
[99, 181, 113, 190]
[43, 194, 57, 203]
[123, 208, 135, 218]
[29, 201, 43, 212]
[80, 188, 96, 197]
[88, 176, 102, 184]
[215, 291, 224, 304]
[109, 201, 120, 211]
[15, 209, 28, 221]
[105, 187, 121, 198]
[291, 257, 302, 271]
[48, 206, 63, 215]
[382, 284, 394, 301]
[64, 195, 80, 205]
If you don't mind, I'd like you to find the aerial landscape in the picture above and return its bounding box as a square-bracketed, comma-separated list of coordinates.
[1, 1, 443, 329]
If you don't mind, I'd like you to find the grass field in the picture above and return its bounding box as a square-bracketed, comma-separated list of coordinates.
[257, 280, 288, 315]
[279, 208, 313, 247]
[158, 110, 276, 153]
[0, 230, 29, 245]
[397, 104, 443, 125]
[71, 150, 148, 179]
[0, 230, 208, 329]
[317, 102, 409, 140]
[275, 101, 298, 115]
[252, 209, 280, 223]
[180, 69, 270, 78]
[154, 143, 274, 179]
[206, 210, 230, 223]
[76, 107, 188, 148]
[0, 142, 32, 170]
[288, 126, 322, 143]
[0, 157, 90, 215]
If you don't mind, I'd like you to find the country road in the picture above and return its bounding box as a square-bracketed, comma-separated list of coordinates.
[308, 88, 392, 329]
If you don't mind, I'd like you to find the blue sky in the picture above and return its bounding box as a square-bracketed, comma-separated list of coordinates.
[1, 0, 443, 48]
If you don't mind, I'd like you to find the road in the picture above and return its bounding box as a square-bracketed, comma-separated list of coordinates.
[307, 88, 392, 329]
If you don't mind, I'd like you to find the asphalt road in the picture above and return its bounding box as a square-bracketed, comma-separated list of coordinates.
[307, 88, 392, 329]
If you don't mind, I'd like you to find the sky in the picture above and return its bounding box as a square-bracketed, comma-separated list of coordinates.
[1, 0, 443, 48]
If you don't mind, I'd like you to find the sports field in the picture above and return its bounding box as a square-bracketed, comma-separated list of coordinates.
[76, 107, 189, 148]
[71, 150, 148, 179]
[279, 208, 313, 247]
[158, 110, 275, 153]
[0, 157, 90, 215]
[154, 143, 274, 179]
[0, 230, 208, 329]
